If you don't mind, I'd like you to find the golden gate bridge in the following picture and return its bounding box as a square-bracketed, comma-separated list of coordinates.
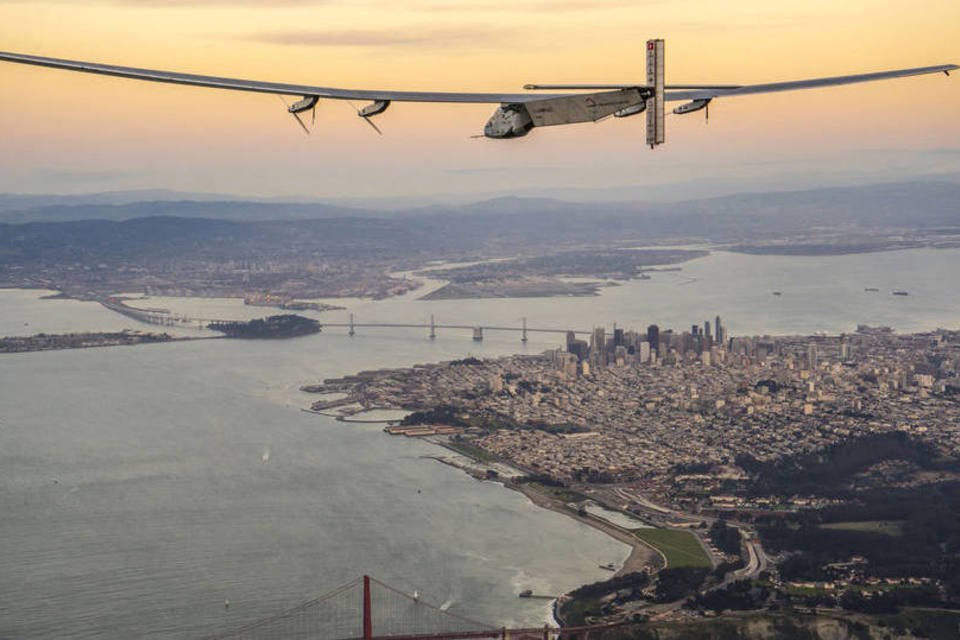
[205, 576, 628, 640]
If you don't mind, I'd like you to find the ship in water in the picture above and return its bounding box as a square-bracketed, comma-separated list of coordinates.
[892, 290, 910, 296]
[865, 287, 880, 292]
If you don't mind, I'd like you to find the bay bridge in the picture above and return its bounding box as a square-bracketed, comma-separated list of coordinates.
[99, 298, 591, 342]
[206, 575, 630, 640]
[325, 315, 591, 342]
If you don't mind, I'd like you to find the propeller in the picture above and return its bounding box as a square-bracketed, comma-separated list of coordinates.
[290, 110, 311, 135]
[360, 114, 383, 135]
[278, 95, 318, 135]
[349, 100, 389, 135]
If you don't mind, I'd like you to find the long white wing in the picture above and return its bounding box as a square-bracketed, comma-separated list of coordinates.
[0, 51, 954, 105]
[0, 51, 557, 104]
[664, 65, 957, 102]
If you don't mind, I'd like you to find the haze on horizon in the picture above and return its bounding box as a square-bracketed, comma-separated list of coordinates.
[0, 0, 958, 201]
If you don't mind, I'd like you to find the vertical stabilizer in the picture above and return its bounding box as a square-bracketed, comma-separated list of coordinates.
[646, 38, 665, 148]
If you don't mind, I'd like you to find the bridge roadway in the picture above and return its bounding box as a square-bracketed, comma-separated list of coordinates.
[321, 322, 589, 336]
[98, 299, 592, 338]
[361, 620, 634, 638]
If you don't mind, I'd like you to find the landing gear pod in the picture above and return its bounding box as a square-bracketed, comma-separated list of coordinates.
[673, 98, 711, 115]
[614, 102, 647, 118]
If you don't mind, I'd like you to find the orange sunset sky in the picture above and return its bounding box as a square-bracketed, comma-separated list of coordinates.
[0, 0, 958, 201]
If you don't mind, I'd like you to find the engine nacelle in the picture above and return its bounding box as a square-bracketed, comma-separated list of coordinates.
[484, 104, 534, 139]
[358, 100, 390, 118]
[673, 98, 711, 115]
[289, 95, 319, 114]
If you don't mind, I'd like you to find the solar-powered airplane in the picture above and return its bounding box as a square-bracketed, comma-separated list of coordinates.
[0, 40, 955, 147]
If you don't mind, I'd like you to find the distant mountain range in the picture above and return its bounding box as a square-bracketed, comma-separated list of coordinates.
[0, 189, 328, 214]
[1, 179, 958, 226]
[0, 180, 958, 267]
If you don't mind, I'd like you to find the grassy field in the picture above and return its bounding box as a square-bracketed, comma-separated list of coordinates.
[634, 528, 712, 568]
[442, 440, 501, 463]
[819, 520, 905, 535]
[529, 483, 589, 504]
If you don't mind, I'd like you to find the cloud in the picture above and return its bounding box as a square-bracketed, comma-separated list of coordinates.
[0, 0, 334, 5]
[414, 0, 649, 12]
[245, 27, 512, 48]
[24, 168, 137, 182]
[446, 165, 574, 175]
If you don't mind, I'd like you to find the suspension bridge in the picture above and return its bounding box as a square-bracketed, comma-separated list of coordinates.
[325, 315, 590, 342]
[206, 575, 629, 640]
[99, 298, 590, 342]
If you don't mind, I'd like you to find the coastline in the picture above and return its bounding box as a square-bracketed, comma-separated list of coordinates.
[299, 386, 668, 596]
[423, 436, 661, 622]
[419, 439, 661, 628]
[508, 482, 662, 578]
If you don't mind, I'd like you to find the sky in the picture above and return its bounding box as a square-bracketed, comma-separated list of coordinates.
[0, 0, 958, 202]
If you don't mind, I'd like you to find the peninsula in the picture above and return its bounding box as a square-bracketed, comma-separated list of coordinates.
[0, 330, 185, 353]
[303, 320, 960, 627]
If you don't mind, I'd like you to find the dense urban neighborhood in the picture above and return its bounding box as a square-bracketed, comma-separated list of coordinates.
[307, 322, 960, 627]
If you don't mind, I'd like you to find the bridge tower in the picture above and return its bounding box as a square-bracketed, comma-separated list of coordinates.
[362, 575, 373, 640]
[429, 314, 436, 340]
[521, 317, 528, 343]
[349, 313, 356, 337]
[472, 327, 483, 341]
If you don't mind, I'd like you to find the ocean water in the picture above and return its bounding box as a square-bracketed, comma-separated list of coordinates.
[2, 247, 959, 638]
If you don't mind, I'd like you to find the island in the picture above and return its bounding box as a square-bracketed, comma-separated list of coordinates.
[243, 292, 346, 312]
[208, 314, 321, 339]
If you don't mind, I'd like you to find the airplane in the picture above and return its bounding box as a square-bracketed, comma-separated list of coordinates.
[0, 39, 955, 148]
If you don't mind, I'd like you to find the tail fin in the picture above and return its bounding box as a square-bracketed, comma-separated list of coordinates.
[646, 38, 665, 148]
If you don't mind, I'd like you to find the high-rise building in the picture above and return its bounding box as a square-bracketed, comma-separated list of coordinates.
[639, 341, 651, 364]
[715, 315, 724, 345]
[591, 327, 606, 353]
[839, 340, 852, 360]
[681, 332, 693, 355]
[647, 324, 660, 353]
[613, 327, 625, 347]
[614, 345, 628, 366]
[568, 338, 589, 362]
[807, 342, 819, 370]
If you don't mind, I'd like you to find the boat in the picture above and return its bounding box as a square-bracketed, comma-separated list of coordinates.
[772, 291, 782, 297]
[599, 562, 617, 571]
[518, 589, 533, 598]
[864, 287, 879, 292]
[892, 290, 909, 296]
